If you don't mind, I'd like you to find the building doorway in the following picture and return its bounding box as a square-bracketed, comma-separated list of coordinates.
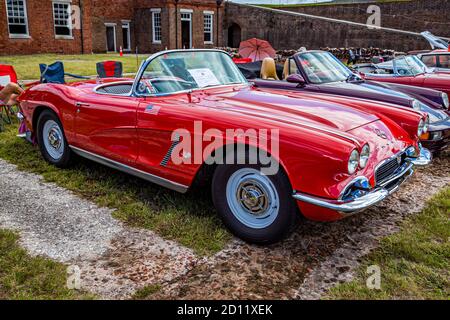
[105, 24, 117, 52]
[122, 22, 131, 51]
[228, 23, 242, 48]
[181, 11, 192, 49]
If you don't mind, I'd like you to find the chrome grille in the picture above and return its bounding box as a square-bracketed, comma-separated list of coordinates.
[375, 152, 407, 185]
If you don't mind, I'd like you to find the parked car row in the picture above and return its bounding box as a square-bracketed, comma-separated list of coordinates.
[18, 49, 441, 244]
[238, 50, 450, 154]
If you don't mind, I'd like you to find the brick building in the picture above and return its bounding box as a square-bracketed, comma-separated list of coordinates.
[0, 0, 225, 56]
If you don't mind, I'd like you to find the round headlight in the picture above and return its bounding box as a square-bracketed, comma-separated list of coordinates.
[417, 119, 425, 136]
[359, 144, 371, 168]
[442, 93, 449, 109]
[412, 100, 421, 111]
[348, 149, 360, 175]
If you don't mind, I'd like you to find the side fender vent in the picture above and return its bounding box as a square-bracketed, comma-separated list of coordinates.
[161, 134, 181, 167]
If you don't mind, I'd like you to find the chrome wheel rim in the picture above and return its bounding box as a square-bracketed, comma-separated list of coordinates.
[43, 120, 64, 160]
[226, 168, 279, 229]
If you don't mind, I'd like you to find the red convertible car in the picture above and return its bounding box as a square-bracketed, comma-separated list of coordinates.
[18, 50, 431, 244]
[356, 55, 450, 96]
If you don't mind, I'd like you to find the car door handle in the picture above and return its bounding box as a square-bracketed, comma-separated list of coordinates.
[76, 102, 90, 107]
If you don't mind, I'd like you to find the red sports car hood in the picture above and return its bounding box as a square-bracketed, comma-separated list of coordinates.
[206, 87, 379, 133]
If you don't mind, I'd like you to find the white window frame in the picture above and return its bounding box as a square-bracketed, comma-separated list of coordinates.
[203, 11, 214, 45]
[121, 20, 131, 51]
[5, 0, 30, 39]
[105, 22, 117, 52]
[180, 9, 192, 49]
[52, 0, 73, 40]
[151, 8, 161, 44]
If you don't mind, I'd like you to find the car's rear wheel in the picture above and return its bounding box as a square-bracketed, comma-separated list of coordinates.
[212, 163, 299, 244]
[37, 110, 72, 168]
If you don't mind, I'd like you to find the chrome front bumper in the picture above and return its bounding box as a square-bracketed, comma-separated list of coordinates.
[292, 147, 431, 216]
[408, 147, 432, 166]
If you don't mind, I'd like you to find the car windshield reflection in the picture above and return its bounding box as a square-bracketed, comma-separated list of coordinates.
[297, 52, 357, 84]
[394, 56, 428, 76]
[136, 51, 248, 96]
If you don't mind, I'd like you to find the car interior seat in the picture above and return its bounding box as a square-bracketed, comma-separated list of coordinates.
[282, 59, 298, 80]
[260, 58, 279, 80]
[97, 61, 123, 78]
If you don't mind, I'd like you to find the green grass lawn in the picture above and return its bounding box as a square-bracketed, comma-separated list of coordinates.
[0, 229, 92, 300]
[328, 187, 450, 300]
[0, 122, 230, 256]
[0, 54, 147, 80]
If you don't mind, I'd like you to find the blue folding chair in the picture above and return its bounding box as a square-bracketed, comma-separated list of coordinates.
[39, 61, 89, 84]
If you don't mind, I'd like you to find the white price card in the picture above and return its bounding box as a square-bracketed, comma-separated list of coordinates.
[188, 68, 220, 88]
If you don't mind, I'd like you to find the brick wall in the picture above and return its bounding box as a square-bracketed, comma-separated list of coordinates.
[224, 0, 450, 52]
[0, 0, 85, 55]
[134, 0, 224, 54]
[0, 0, 224, 56]
[90, 0, 134, 53]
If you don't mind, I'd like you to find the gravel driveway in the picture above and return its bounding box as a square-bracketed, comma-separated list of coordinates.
[0, 156, 448, 299]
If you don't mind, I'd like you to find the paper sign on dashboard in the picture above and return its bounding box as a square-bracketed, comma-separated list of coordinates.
[188, 68, 220, 88]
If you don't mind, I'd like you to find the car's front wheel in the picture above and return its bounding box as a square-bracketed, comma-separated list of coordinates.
[36, 110, 72, 168]
[212, 164, 299, 244]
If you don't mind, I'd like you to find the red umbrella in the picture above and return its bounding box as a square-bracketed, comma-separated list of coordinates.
[239, 38, 276, 62]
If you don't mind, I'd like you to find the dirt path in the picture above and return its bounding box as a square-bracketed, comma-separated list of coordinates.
[0, 156, 448, 299]
[0, 159, 198, 299]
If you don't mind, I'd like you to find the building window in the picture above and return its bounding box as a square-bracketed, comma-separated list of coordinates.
[5, 0, 29, 37]
[204, 12, 214, 44]
[151, 9, 161, 44]
[53, 1, 72, 38]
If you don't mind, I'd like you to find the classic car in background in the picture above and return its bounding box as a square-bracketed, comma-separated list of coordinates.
[18, 50, 431, 244]
[353, 55, 450, 96]
[417, 50, 450, 73]
[237, 51, 450, 153]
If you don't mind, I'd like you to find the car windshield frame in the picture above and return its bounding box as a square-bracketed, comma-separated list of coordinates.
[393, 55, 428, 76]
[295, 51, 356, 84]
[132, 49, 248, 97]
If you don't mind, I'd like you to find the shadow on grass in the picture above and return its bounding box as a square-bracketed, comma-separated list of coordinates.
[0, 123, 230, 256]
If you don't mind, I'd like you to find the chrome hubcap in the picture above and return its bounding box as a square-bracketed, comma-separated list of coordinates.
[48, 128, 62, 149]
[226, 168, 279, 229]
[43, 120, 64, 160]
[237, 180, 269, 216]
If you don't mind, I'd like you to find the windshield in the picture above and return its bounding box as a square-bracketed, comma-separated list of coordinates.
[136, 51, 247, 95]
[297, 52, 355, 84]
[395, 56, 427, 76]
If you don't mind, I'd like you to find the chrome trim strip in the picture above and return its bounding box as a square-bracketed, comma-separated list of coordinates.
[69, 146, 189, 193]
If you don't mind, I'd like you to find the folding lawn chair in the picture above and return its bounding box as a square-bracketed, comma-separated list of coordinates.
[0, 64, 19, 130]
[96, 61, 123, 78]
[39, 61, 90, 84]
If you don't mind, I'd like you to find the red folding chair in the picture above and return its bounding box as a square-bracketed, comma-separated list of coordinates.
[0, 65, 19, 129]
[96, 61, 123, 78]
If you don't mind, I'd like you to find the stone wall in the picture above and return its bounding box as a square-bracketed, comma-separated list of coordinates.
[224, 0, 450, 52]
